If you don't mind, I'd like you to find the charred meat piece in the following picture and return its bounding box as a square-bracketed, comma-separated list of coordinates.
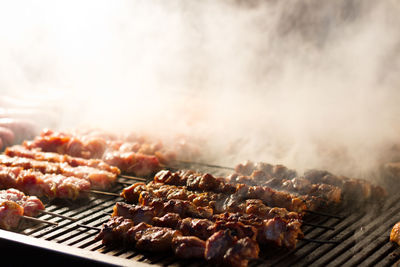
[172, 236, 206, 259]
[223, 237, 260, 267]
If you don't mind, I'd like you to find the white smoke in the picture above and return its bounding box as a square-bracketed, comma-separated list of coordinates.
[0, 0, 399, 178]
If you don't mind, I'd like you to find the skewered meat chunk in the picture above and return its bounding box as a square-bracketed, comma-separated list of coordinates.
[0, 188, 45, 230]
[6, 145, 120, 175]
[154, 170, 307, 213]
[0, 166, 90, 199]
[121, 182, 302, 221]
[0, 199, 24, 230]
[223, 237, 260, 267]
[172, 236, 205, 259]
[390, 222, 400, 245]
[0, 154, 116, 190]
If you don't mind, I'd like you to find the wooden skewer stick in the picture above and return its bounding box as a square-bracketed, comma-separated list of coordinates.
[89, 190, 120, 197]
[39, 210, 78, 221]
[23, 215, 58, 226]
[119, 175, 147, 181]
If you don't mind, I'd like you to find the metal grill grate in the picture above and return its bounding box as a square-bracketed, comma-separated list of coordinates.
[1, 173, 400, 267]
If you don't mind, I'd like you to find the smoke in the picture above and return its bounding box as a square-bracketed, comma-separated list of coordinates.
[0, 0, 400, 178]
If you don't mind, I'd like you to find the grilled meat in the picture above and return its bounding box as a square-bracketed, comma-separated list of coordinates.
[0, 198, 24, 230]
[113, 202, 302, 249]
[235, 160, 386, 202]
[0, 165, 90, 199]
[5, 145, 120, 175]
[235, 160, 297, 179]
[172, 236, 205, 259]
[0, 154, 116, 190]
[390, 222, 400, 245]
[304, 169, 387, 201]
[23, 129, 162, 176]
[0, 188, 45, 230]
[121, 182, 302, 220]
[154, 170, 307, 212]
[96, 216, 259, 267]
[227, 171, 342, 207]
[0, 188, 44, 216]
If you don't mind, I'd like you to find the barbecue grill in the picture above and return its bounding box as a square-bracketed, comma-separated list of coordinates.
[2, 166, 400, 267]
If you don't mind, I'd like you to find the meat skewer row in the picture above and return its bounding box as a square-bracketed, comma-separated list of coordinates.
[303, 169, 387, 201]
[95, 216, 259, 267]
[154, 170, 307, 213]
[234, 160, 387, 202]
[226, 171, 342, 207]
[122, 181, 302, 221]
[23, 129, 161, 176]
[0, 154, 117, 190]
[0, 165, 91, 200]
[113, 201, 303, 249]
[0, 188, 45, 230]
[5, 145, 120, 175]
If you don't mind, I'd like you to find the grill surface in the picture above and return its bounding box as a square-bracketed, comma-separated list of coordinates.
[2, 165, 400, 267]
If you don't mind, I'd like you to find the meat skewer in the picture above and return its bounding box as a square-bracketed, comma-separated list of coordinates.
[23, 129, 161, 176]
[226, 171, 342, 208]
[234, 160, 387, 202]
[5, 145, 120, 175]
[95, 216, 259, 267]
[154, 170, 307, 213]
[0, 165, 91, 200]
[0, 154, 117, 190]
[0, 188, 46, 230]
[112, 201, 303, 249]
[121, 181, 302, 221]
[303, 169, 387, 201]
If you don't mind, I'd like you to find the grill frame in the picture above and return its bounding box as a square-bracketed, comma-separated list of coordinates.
[1, 171, 400, 267]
